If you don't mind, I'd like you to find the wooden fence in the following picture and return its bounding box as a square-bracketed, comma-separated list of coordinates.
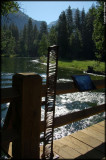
[1, 73, 105, 159]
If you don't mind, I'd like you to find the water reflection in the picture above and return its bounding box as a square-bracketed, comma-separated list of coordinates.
[1, 57, 47, 73]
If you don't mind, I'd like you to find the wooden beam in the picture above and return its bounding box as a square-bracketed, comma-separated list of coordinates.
[1, 80, 105, 103]
[41, 80, 105, 97]
[94, 80, 105, 89]
[40, 104, 105, 133]
[12, 73, 42, 159]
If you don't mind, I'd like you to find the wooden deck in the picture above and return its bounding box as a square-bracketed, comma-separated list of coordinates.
[1, 73, 105, 159]
[40, 120, 105, 159]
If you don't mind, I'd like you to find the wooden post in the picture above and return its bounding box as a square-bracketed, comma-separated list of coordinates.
[12, 73, 42, 159]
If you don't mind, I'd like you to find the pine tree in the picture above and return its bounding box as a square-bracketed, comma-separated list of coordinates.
[80, 8, 86, 34]
[66, 6, 73, 36]
[85, 5, 96, 59]
[80, 8, 86, 59]
[27, 18, 34, 57]
[38, 34, 49, 57]
[33, 24, 38, 40]
[57, 11, 68, 58]
[66, 6, 74, 58]
[9, 23, 19, 41]
[19, 24, 27, 56]
[48, 26, 57, 46]
[74, 8, 81, 31]
[69, 28, 82, 59]
[92, 1, 105, 61]
[39, 21, 48, 40]
[32, 24, 39, 57]
[1, 29, 15, 56]
[9, 23, 20, 55]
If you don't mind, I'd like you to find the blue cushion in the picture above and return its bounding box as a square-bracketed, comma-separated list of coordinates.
[71, 75, 96, 91]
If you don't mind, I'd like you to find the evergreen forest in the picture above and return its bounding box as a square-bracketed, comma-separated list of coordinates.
[1, 1, 105, 61]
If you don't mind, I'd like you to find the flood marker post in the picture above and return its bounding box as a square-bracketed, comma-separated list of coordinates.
[42, 45, 59, 159]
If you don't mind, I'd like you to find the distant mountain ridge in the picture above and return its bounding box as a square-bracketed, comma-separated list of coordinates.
[48, 20, 58, 29]
[1, 10, 43, 31]
[1, 8, 81, 31]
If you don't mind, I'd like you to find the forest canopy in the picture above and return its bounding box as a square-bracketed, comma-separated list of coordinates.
[1, 1, 105, 61]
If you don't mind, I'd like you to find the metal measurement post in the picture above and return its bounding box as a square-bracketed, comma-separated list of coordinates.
[42, 45, 59, 159]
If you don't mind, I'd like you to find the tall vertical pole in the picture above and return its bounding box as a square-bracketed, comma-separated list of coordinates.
[12, 73, 42, 159]
[42, 45, 59, 159]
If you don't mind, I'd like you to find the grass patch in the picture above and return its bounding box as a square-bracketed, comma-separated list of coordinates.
[58, 60, 105, 72]
[39, 55, 47, 63]
[9, 54, 18, 58]
[58, 60, 105, 80]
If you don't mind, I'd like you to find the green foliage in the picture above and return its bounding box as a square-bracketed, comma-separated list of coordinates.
[38, 34, 49, 57]
[19, 19, 39, 57]
[81, 8, 86, 28]
[1, 1, 20, 16]
[69, 29, 83, 59]
[9, 23, 19, 41]
[19, 25, 27, 56]
[95, 52, 102, 62]
[66, 6, 73, 35]
[39, 55, 47, 63]
[1, 29, 16, 56]
[33, 24, 39, 40]
[74, 8, 81, 30]
[39, 21, 48, 40]
[57, 11, 68, 58]
[92, 1, 105, 61]
[9, 23, 20, 55]
[49, 26, 57, 45]
[27, 18, 34, 56]
[84, 5, 96, 60]
[1, 3, 104, 62]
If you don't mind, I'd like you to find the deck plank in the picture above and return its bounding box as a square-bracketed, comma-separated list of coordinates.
[54, 135, 104, 159]
[97, 120, 105, 127]
[91, 124, 105, 134]
[53, 140, 82, 159]
[56, 135, 92, 154]
[40, 120, 105, 159]
[80, 126, 105, 142]
[70, 130, 103, 148]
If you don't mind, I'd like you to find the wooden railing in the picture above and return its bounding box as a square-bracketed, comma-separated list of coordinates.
[1, 80, 105, 103]
[1, 73, 105, 159]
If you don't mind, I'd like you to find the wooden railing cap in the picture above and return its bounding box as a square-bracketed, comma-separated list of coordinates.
[13, 73, 42, 81]
[13, 72, 41, 77]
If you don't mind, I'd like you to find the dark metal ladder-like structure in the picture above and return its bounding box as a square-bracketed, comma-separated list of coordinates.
[42, 45, 59, 159]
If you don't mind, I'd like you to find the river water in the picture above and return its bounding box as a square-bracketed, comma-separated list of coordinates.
[1, 57, 105, 140]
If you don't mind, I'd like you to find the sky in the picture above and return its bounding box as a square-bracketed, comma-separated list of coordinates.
[18, 1, 97, 25]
